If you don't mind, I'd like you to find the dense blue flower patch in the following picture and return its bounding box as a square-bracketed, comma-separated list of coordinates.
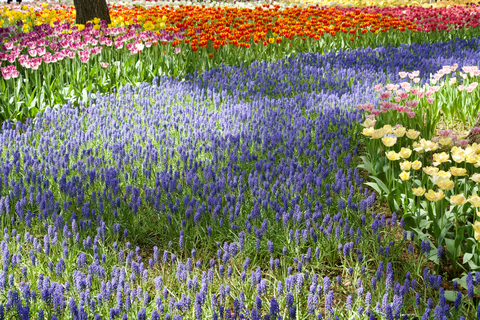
[0, 37, 480, 319]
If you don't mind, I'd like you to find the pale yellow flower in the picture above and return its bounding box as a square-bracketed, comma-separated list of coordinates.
[412, 160, 422, 170]
[472, 143, 480, 153]
[451, 149, 466, 163]
[400, 161, 412, 171]
[438, 137, 452, 146]
[450, 167, 467, 177]
[473, 221, 480, 241]
[424, 189, 445, 202]
[361, 118, 376, 128]
[371, 128, 384, 139]
[432, 152, 451, 166]
[399, 171, 410, 181]
[468, 194, 480, 207]
[412, 187, 426, 196]
[394, 126, 406, 138]
[430, 171, 452, 185]
[362, 127, 375, 137]
[425, 140, 440, 152]
[450, 194, 467, 206]
[437, 179, 454, 191]
[412, 141, 423, 153]
[413, 139, 439, 153]
[470, 173, 480, 183]
[399, 147, 412, 159]
[382, 136, 397, 147]
[423, 166, 439, 176]
[385, 151, 401, 161]
[383, 125, 394, 134]
[406, 129, 420, 139]
[466, 153, 478, 164]
[465, 147, 477, 157]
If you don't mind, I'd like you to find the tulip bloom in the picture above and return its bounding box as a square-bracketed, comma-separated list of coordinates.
[424, 189, 445, 202]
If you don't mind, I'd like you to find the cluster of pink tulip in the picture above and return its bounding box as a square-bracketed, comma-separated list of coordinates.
[338, 5, 480, 32]
[0, 65, 19, 79]
[0, 20, 173, 80]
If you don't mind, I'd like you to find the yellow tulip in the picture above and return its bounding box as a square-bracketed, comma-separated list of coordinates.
[423, 166, 439, 176]
[432, 152, 451, 166]
[394, 126, 406, 138]
[430, 171, 451, 185]
[399, 147, 412, 159]
[437, 170, 452, 179]
[439, 137, 452, 146]
[450, 167, 467, 177]
[406, 129, 420, 139]
[451, 150, 466, 163]
[362, 127, 374, 137]
[437, 179, 454, 191]
[383, 125, 394, 134]
[424, 189, 445, 202]
[382, 136, 397, 147]
[473, 221, 480, 241]
[412, 187, 426, 196]
[450, 194, 467, 206]
[399, 171, 410, 181]
[466, 154, 479, 164]
[425, 140, 439, 152]
[468, 194, 480, 207]
[400, 161, 412, 171]
[385, 151, 401, 161]
[465, 147, 477, 157]
[362, 118, 376, 128]
[412, 160, 422, 170]
[371, 128, 384, 139]
[470, 173, 480, 183]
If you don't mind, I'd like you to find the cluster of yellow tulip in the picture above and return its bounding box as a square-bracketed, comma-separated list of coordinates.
[363, 118, 480, 241]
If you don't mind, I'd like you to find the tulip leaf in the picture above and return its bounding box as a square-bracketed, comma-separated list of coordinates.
[369, 176, 390, 195]
[463, 253, 474, 264]
[437, 222, 453, 248]
[445, 238, 461, 263]
[443, 290, 456, 302]
[365, 182, 383, 199]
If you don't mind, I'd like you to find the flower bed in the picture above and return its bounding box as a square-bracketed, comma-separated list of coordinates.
[1, 2, 480, 121]
[0, 1, 480, 319]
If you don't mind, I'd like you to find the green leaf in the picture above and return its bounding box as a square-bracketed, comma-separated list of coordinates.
[359, 156, 375, 175]
[369, 176, 390, 195]
[444, 290, 456, 302]
[445, 238, 461, 262]
[437, 222, 453, 247]
[468, 260, 480, 271]
[463, 253, 474, 264]
[365, 182, 383, 197]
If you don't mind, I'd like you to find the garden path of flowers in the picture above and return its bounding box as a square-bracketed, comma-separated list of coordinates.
[1, 1, 480, 319]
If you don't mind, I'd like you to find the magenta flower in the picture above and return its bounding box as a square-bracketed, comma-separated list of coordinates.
[1, 65, 19, 80]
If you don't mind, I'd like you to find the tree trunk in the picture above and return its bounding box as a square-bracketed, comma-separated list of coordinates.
[73, 0, 111, 25]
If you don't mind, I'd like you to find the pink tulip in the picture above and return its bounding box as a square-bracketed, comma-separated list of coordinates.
[380, 92, 391, 100]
